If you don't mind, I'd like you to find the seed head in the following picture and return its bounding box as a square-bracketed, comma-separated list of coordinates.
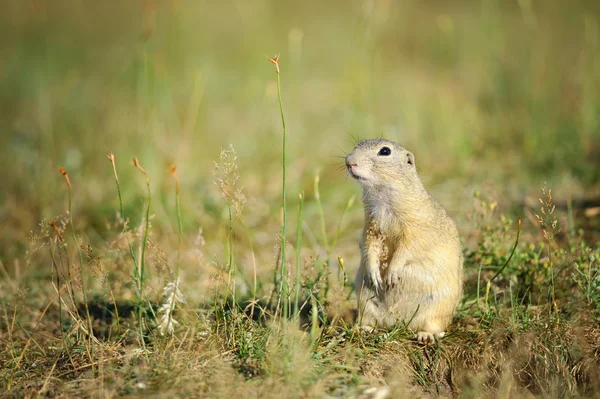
[169, 165, 180, 194]
[267, 53, 281, 74]
[132, 157, 148, 176]
[49, 220, 63, 241]
[58, 168, 71, 188]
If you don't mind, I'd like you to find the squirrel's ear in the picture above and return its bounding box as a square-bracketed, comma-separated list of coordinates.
[406, 151, 415, 167]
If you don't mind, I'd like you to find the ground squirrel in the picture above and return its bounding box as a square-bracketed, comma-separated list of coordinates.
[345, 139, 463, 343]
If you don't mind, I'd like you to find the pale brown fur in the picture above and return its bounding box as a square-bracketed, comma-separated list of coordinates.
[346, 139, 463, 343]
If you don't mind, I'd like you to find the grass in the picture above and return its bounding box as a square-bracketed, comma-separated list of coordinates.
[267, 53, 290, 320]
[1, 1, 600, 397]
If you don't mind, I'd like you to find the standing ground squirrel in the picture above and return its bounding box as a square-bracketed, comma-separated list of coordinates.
[345, 139, 463, 343]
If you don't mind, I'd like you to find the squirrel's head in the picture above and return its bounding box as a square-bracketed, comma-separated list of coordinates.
[345, 139, 417, 189]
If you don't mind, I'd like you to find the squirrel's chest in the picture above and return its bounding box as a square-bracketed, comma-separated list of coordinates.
[369, 202, 399, 232]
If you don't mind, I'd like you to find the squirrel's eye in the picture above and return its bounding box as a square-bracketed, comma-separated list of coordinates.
[377, 147, 391, 156]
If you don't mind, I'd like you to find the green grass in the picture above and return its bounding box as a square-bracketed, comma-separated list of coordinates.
[1, 1, 600, 397]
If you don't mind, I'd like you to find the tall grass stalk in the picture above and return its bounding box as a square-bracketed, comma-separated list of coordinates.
[314, 174, 330, 260]
[227, 202, 236, 306]
[132, 157, 151, 355]
[53, 235, 78, 313]
[48, 222, 64, 340]
[268, 53, 289, 319]
[108, 154, 139, 272]
[337, 256, 348, 287]
[108, 154, 143, 335]
[169, 165, 183, 331]
[330, 194, 356, 253]
[489, 218, 522, 283]
[535, 186, 560, 319]
[49, 254, 62, 331]
[58, 168, 95, 369]
[310, 295, 319, 345]
[294, 192, 304, 320]
[314, 173, 332, 298]
[549, 254, 558, 319]
[240, 222, 259, 319]
[171, 165, 183, 283]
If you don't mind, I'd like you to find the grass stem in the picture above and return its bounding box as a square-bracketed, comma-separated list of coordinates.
[314, 174, 330, 261]
[59, 168, 95, 369]
[294, 192, 304, 320]
[489, 218, 521, 283]
[133, 157, 151, 357]
[268, 53, 289, 319]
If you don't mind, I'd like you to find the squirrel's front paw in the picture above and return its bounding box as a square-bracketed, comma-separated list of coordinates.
[414, 331, 444, 345]
[386, 265, 401, 288]
[367, 268, 383, 294]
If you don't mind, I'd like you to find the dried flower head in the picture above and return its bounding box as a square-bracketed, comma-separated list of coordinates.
[267, 53, 281, 74]
[132, 157, 148, 176]
[49, 220, 63, 242]
[169, 164, 180, 194]
[535, 183, 560, 244]
[107, 153, 121, 184]
[213, 145, 246, 220]
[157, 279, 186, 336]
[58, 167, 71, 188]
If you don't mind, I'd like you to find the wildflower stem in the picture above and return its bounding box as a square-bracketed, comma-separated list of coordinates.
[169, 165, 183, 277]
[314, 174, 330, 260]
[294, 192, 304, 320]
[310, 295, 318, 345]
[108, 155, 141, 299]
[167, 166, 183, 335]
[48, 239, 64, 342]
[174, 174, 183, 280]
[228, 204, 236, 305]
[330, 194, 355, 253]
[140, 174, 151, 342]
[489, 218, 521, 283]
[132, 158, 151, 356]
[550, 249, 558, 319]
[268, 53, 289, 319]
[59, 168, 95, 368]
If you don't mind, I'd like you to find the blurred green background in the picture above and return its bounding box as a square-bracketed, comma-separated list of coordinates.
[1, 0, 599, 266]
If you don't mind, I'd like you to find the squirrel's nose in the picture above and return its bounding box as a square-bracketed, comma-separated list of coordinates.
[345, 155, 357, 168]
